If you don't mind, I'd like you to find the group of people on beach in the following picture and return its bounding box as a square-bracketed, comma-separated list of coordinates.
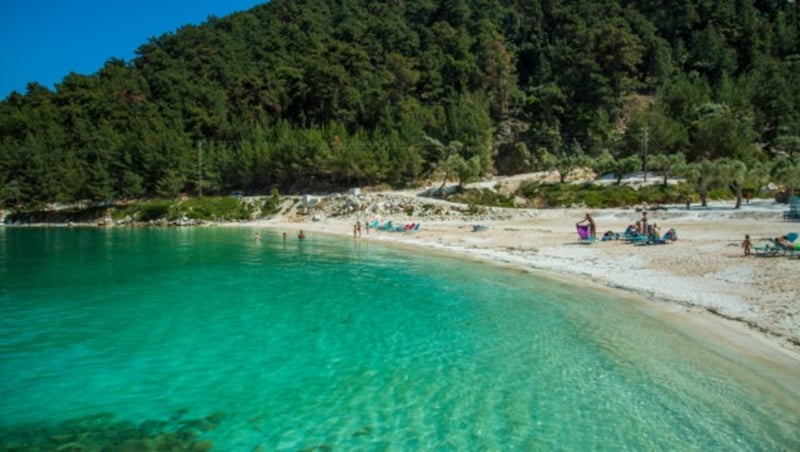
[577, 210, 675, 243]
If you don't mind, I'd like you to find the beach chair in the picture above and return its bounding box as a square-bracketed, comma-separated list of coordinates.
[753, 242, 779, 256]
[771, 235, 800, 256]
[650, 228, 678, 244]
[473, 225, 488, 232]
[378, 221, 394, 231]
[576, 224, 596, 244]
[621, 230, 647, 243]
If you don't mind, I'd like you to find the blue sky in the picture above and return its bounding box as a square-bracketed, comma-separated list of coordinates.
[0, 0, 268, 98]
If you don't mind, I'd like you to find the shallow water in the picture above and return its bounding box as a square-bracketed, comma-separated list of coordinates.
[0, 227, 798, 450]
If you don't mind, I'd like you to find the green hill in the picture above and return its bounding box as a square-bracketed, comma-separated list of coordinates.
[1, 0, 799, 206]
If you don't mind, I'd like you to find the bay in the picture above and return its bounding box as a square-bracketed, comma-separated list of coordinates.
[0, 227, 798, 450]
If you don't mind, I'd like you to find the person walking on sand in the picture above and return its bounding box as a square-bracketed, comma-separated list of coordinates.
[742, 234, 752, 256]
[576, 212, 596, 238]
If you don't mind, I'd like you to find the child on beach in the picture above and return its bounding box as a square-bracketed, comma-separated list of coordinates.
[742, 234, 752, 256]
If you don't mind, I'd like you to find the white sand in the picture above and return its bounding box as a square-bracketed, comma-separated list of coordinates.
[242, 194, 800, 367]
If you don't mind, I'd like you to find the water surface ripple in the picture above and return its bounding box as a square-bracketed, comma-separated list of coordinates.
[0, 227, 798, 450]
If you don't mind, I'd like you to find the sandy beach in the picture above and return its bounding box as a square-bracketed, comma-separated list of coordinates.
[245, 190, 800, 366]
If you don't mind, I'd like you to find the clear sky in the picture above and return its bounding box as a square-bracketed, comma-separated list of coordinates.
[0, 0, 268, 99]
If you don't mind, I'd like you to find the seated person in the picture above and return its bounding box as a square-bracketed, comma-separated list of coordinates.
[775, 236, 794, 248]
[652, 224, 661, 240]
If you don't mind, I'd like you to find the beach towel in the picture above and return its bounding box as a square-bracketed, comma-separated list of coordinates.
[577, 224, 592, 240]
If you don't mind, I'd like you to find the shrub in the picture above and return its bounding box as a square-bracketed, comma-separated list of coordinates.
[450, 188, 515, 208]
[517, 182, 692, 208]
[180, 196, 253, 221]
[136, 200, 173, 221]
[466, 203, 488, 215]
[262, 189, 283, 216]
[637, 185, 691, 204]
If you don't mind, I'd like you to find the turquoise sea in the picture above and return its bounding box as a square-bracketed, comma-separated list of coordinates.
[0, 227, 798, 450]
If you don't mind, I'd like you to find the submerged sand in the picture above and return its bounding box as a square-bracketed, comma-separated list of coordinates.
[243, 193, 800, 367]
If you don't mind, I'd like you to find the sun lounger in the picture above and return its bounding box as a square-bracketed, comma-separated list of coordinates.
[473, 225, 488, 232]
[771, 238, 800, 256]
[648, 229, 678, 244]
[762, 232, 800, 256]
[753, 243, 779, 256]
[621, 232, 647, 243]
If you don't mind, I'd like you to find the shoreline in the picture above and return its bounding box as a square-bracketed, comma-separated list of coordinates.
[240, 202, 800, 369]
[5, 197, 799, 369]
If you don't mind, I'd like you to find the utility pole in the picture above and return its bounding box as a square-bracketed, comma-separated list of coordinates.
[642, 126, 649, 183]
[197, 140, 203, 197]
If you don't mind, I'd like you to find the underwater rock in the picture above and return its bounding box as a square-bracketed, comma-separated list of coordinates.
[352, 425, 373, 437]
[0, 411, 224, 452]
[191, 439, 214, 451]
[139, 419, 168, 437]
[117, 438, 157, 451]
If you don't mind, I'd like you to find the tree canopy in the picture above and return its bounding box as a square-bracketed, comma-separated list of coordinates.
[1, 0, 799, 206]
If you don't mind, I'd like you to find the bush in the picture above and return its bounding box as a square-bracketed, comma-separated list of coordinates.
[637, 185, 693, 205]
[707, 188, 731, 201]
[261, 189, 283, 216]
[450, 188, 515, 208]
[517, 182, 692, 208]
[135, 200, 173, 221]
[179, 197, 253, 221]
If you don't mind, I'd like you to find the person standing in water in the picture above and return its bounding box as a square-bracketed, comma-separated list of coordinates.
[298, 230, 306, 240]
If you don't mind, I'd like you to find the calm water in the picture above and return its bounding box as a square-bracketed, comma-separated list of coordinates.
[0, 227, 798, 450]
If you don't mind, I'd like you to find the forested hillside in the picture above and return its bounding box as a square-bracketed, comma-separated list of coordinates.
[1, 0, 799, 206]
